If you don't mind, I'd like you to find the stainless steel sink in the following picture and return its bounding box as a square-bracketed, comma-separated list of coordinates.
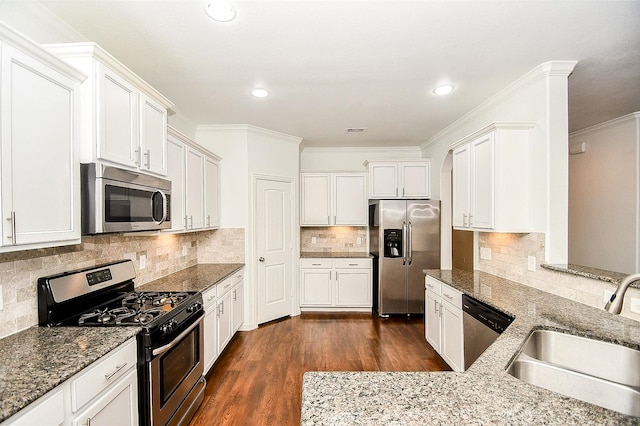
[506, 329, 640, 417]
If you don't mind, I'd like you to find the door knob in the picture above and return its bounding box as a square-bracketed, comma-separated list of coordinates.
[258, 257, 265, 262]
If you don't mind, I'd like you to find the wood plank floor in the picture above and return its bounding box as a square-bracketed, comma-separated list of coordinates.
[189, 312, 451, 426]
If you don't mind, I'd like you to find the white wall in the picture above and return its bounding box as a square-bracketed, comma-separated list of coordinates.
[421, 61, 577, 265]
[568, 113, 640, 273]
[300, 146, 423, 171]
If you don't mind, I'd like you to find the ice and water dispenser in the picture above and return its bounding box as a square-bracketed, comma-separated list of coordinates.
[383, 229, 403, 258]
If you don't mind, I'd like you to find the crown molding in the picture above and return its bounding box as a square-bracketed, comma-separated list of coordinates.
[569, 111, 640, 138]
[197, 124, 302, 145]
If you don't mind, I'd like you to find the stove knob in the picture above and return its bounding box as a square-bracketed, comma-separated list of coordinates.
[187, 302, 202, 313]
[160, 320, 177, 335]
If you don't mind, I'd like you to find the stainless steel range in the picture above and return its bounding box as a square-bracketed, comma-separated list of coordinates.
[38, 260, 206, 426]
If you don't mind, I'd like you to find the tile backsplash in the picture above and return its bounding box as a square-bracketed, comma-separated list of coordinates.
[0, 228, 245, 338]
[300, 227, 368, 253]
[477, 232, 640, 322]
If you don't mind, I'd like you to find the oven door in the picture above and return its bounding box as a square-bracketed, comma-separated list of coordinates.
[148, 316, 205, 426]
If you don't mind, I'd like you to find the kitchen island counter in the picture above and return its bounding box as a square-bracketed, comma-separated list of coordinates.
[302, 269, 640, 425]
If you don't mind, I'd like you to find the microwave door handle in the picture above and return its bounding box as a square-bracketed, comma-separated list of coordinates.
[160, 191, 168, 224]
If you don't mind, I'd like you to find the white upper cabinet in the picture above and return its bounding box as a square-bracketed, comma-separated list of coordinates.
[300, 172, 367, 226]
[0, 25, 85, 252]
[366, 160, 431, 199]
[45, 42, 173, 176]
[451, 122, 534, 232]
[167, 126, 221, 233]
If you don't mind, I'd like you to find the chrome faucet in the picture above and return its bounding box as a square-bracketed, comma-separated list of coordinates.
[605, 272, 640, 314]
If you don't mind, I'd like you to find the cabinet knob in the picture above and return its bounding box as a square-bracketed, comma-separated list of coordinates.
[258, 257, 265, 262]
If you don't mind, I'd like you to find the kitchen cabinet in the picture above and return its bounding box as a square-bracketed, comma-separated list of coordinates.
[202, 285, 219, 374]
[232, 279, 244, 333]
[300, 258, 372, 310]
[365, 160, 431, 199]
[167, 126, 221, 232]
[45, 42, 173, 176]
[300, 172, 367, 226]
[2, 338, 138, 425]
[425, 276, 463, 372]
[217, 269, 244, 354]
[451, 123, 534, 232]
[0, 26, 84, 252]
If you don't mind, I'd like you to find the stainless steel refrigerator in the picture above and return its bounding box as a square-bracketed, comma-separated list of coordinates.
[369, 199, 440, 315]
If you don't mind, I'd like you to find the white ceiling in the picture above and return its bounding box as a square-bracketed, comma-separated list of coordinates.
[36, 1, 640, 148]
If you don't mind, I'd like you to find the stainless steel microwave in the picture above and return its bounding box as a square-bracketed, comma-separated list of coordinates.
[81, 163, 171, 234]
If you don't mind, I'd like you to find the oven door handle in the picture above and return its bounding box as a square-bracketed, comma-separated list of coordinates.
[152, 317, 202, 357]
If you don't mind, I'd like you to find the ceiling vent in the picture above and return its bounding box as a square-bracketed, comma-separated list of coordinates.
[345, 128, 367, 133]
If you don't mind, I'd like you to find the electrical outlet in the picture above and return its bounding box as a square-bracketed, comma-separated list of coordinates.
[182, 244, 188, 256]
[311, 237, 317, 244]
[603, 289, 614, 303]
[139, 254, 147, 270]
[357, 237, 362, 245]
[480, 247, 491, 261]
[630, 298, 640, 314]
[527, 256, 536, 272]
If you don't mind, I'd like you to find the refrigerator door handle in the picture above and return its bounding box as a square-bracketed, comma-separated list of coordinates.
[402, 221, 407, 265]
[408, 221, 413, 265]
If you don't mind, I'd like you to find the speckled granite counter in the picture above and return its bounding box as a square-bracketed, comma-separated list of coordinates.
[0, 326, 139, 422]
[302, 269, 640, 425]
[135, 263, 245, 292]
[542, 263, 639, 287]
[300, 252, 371, 258]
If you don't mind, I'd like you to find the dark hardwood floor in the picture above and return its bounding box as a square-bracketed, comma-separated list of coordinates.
[189, 312, 450, 426]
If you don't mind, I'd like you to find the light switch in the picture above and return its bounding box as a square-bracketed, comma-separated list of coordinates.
[140, 254, 147, 270]
[311, 237, 317, 244]
[480, 247, 491, 260]
[527, 256, 536, 272]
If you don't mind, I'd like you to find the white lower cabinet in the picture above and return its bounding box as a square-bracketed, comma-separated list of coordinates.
[300, 258, 372, 310]
[203, 268, 245, 375]
[2, 338, 138, 426]
[425, 276, 464, 372]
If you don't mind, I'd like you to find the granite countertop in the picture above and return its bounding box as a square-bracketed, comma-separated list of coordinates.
[135, 263, 245, 292]
[300, 252, 372, 259]
[0, 262, 244, 423]
[302, 269, 640, 425]
[0, 327, 139, 422]
[542, 263, 639, 287]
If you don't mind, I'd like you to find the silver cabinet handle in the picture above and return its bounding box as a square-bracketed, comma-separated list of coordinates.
[220, 301, 224, 315]
[462, 213, 468, 227]
[104, 362, 127, 380]
[134, 148, 141, 165]
[189, 215, 193, 228]
[233, 289, 237, 301]
[144, 149, 150, 168]
[434, 299, 439, 315]
[184, 215, 188, 230]
[443, 293, 453, 300]
[469, 213, 473, 226]
[5, 211, 16, 245]
[259, 257, 265, 262]
[206, 215, 211, 227]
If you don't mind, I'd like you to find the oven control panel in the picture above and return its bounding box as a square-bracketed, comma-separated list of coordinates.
[86, 268, 113, 286]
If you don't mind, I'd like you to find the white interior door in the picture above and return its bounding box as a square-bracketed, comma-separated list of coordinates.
[256, 178, 293, 324]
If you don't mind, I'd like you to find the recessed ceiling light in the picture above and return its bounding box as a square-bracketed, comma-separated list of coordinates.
[206, 1, 236, 22]
[251, 88, 269, 98]
[433, 84, 455, 95]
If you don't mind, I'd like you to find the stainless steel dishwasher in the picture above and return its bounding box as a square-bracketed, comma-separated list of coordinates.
[462, 295, 513, 370]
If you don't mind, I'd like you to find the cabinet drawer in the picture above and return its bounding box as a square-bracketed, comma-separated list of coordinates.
[425, 276, 441, 295]
[202, 286, 217, 308]
[333, 259, 371, 269]
[217, 276, 235, 297]
[441, 284, 462, 307]
[300, 259, 332, 269]
[71, 338, 137, 412]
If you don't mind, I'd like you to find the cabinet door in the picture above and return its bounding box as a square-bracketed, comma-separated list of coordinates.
[139, 95, 167, 176]
[185, 147, 204, 230]
[203, 304, 218, 374]
[204, 156, 220, 228]
[300, 269, 332, 306]
[232, 282, 244, 333]
[441, 301, 464, 372]
[368, 163, 398, 198]
[452, 145, 470, 228]
[4, 387, 65, 426]
[216, 291, 233, 354]
[333, 174, 367, 226]
[300, 174, 331, 225]
[166, 136, 187, 231]
[71, 369, 138, 426]
[400, 162, 430, 198]
[97, 63, 138, 168]
[335, 270, 371, 307]
[1, 45, 80, 247]
[425, 290, 441, 353]
[470, 133, 494, 229]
